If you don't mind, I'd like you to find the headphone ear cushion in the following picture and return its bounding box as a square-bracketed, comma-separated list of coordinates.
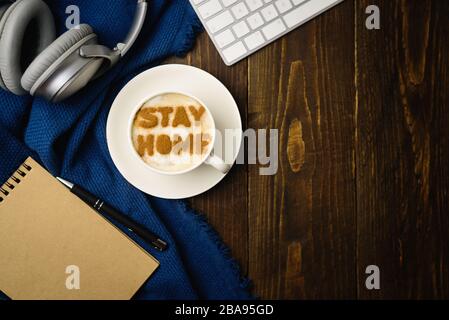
[0, 3, 11, 91]
[0, 0, 56, 95]
[21, 24, 94, 93]
[0, 3, 9, 22]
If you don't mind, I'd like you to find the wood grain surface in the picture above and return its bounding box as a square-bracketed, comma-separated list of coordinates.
[167, 0, 449, 299]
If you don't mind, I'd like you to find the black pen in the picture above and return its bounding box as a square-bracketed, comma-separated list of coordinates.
[56, 177, 168, 252]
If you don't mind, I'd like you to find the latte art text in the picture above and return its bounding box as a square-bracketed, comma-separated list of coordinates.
[136, 106, 206, 129]
[134, 106, 211, 156]
[131, 93, 215, 173]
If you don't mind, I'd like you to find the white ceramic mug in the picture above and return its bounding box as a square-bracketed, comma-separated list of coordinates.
[128, 91, 231, 176]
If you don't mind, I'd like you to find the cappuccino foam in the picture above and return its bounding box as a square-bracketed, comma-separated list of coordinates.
[132, 93, 214, 173]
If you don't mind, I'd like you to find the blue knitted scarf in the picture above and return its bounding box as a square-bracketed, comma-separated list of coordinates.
[0, 0, 252, 300]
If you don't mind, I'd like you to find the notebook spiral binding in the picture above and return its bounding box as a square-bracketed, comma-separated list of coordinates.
[0, 161, 33, 203]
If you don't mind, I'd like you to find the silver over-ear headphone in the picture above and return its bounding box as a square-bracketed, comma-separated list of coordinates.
[0, 0, 147, 102]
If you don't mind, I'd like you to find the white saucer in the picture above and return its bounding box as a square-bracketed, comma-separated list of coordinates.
[106, 64, 243, 199]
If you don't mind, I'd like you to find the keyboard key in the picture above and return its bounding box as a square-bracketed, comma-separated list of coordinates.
[198, 0, 222, 19]
[261, 4, 278, 22]
[232, 20, 250, 38]
[222, 41, 247, 62]
[261, 18, 286, 40]
[247, 12, 264, 30]
[244, 31, 265, 50]
[283, 0, 334, 28]
[222, 0, 238, 7]
[231, 2, 249, 19]
[215, 29, 236, 48]
[292, 0, 307, 5]
[245, 0, 263, 11]
[207, 11, 234, 33]
[275, 0, 293, 14]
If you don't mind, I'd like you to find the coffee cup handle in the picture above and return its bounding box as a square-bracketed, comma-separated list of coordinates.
[205, 152, 232, 174]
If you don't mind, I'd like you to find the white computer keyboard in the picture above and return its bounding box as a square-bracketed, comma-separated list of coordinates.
[190, 0, 343, 65]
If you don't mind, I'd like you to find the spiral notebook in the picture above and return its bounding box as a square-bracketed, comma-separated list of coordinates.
[0, 157, 159, 300]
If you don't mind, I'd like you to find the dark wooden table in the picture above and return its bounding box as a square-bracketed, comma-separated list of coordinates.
[167, 0, 449, 299]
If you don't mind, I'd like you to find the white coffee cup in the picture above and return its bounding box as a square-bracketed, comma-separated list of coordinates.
[128, 91, 231, 176]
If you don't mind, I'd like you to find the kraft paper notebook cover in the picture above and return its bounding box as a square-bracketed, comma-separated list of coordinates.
[0, 157, 159, 300]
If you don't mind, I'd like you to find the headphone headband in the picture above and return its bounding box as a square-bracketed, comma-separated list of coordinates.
[119, 0, 148, 56]
[80, 0, 148, 69]
[1, 0, 148, 68]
